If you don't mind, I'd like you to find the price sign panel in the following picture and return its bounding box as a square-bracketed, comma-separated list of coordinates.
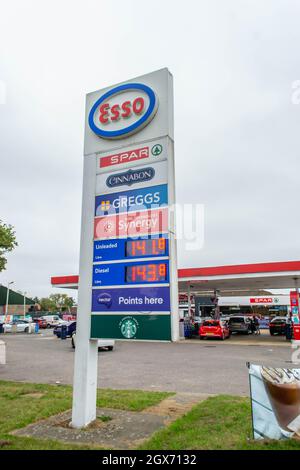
[79, 69, 178, 344]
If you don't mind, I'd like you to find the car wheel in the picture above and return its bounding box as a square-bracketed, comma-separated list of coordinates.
[71, 336, 75, 349]
[107, 346, 113, 351]
[47, 324, 51, 329]
[24, 327, 29, 333]
[270, 331, 274, 336]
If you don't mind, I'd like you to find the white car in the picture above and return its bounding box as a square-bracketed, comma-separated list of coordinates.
[71, 332, 114, 351]
[40, 315, 62, 328]
[3, 320, 30, 333]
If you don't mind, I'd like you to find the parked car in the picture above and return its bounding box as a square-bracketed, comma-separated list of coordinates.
[199, 319, 231, 340]
[228, 316, 252, 334]
[3, 320, 30, 333]
[33, 318, 48, 329]
[40, 315, 61, 328]
[71, 332, 114, 351]
[53, 321, 76, 338]
[269, 317, 288, 336]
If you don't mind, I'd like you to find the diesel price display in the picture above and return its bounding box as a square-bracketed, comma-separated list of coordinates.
[92, 260, 169, 286]
[126, 263, 168, 283]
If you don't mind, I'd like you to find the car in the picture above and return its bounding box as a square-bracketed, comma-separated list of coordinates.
[199, 319, 231, 340]
[53, 321, 77, 338]
[3, 320, 30, 333]
[40, 315, 62, 328]
[71, 332, 115, 351]
[228, 316, 252, 334]
[269, 317, 287, 336]
[33, 318, 48, 329]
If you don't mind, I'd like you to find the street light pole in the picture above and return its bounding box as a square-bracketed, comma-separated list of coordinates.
[23, 292, 27, 319]
[5, 281, 14, 322]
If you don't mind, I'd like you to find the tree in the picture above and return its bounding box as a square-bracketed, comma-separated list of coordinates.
[39, 297, 57, 312]
[0, 220, 18, 272]
[49, 294, 75, 312]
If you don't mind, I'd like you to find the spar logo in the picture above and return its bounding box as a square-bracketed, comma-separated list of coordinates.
[106, 167, 155, 189]
[88, 83, 158, 140]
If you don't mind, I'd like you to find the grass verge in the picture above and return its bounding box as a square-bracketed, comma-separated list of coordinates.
[2, 381, 300, 450]
[0, 380, 172, 450]
[139, 395, 300, 450]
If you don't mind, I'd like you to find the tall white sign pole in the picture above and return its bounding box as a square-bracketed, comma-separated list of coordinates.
[71, 155, 98, 428]
[72, 69, 178, 428]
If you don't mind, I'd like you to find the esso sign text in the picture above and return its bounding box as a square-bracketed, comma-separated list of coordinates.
[99, 96, 145, 124]
[88, 83, 158, 140]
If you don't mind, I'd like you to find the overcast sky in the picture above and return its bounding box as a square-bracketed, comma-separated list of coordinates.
[0, 0, 299, 298]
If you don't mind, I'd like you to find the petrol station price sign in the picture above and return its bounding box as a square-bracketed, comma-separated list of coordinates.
[80, 69, 178, 343]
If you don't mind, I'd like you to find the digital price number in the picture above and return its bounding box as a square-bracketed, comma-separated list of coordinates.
[126, 263, 168, 283]
[126, 238, 167, 257]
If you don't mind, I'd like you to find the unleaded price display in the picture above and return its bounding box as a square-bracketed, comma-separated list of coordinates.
[125, 238, 167, 257]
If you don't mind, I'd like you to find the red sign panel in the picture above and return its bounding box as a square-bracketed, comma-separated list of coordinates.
[290, 291, 299, 307]
[250, 298, 273, 304]
[94, 208, 168, 239]
[100, 146, 149, 168]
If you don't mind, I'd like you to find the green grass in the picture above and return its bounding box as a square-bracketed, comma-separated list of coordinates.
[139, 395, 300, 450]
[2, 381, 300, 450]
[0, 380, 172, 450]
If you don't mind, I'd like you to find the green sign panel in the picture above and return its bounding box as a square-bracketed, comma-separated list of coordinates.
[91, 314, 171, 341]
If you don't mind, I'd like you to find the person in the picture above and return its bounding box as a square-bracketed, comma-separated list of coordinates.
[285, 314, 293, 341]
[251, 315, 260, 335]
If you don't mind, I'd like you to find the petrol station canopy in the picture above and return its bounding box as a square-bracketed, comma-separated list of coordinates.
[51, 260, 300, 293]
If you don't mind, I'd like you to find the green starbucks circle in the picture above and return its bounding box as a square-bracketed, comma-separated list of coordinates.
[120, 317, 138, 339]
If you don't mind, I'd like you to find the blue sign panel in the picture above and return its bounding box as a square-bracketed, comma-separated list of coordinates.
[92, 286, 170, 312]
[93, 235, 169, 262]
[95, 184, 168, 216]
[92, 260, 169, 286]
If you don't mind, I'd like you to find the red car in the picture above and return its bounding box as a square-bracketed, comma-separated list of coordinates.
[33, 318, 48, 329]
[199, 319, 231, 340]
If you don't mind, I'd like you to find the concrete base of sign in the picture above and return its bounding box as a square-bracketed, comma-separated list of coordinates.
[12, 392, 210, 449]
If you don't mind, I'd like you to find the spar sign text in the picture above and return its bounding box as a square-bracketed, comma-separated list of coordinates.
[72, 69, 178, 428]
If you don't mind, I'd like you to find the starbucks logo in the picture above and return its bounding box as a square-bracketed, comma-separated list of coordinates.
[119, 316, 139, 339]
[274, 297, 280, 303]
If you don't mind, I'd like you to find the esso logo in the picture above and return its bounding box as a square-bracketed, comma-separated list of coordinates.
[88, 83, 158, 140]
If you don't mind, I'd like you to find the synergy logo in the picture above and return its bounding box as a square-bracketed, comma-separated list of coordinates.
[88, 83, 158, 140]
[106, 167, 155, 189]
[95, 184, 168, 216]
